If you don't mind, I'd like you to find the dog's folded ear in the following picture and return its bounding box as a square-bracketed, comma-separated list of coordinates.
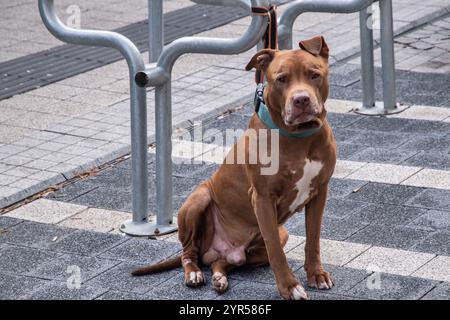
[245, 49, 277, 71]
[299, 36, 329, 59]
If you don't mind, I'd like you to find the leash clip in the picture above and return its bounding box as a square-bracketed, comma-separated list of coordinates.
[254, 83, 265, 113]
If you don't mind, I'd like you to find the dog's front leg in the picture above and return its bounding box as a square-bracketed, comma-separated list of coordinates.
[251, 190, 308, 300]
[304, 183, 334, 290]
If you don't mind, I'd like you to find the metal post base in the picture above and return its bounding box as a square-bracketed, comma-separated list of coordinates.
[353, 101, 410, 116]
[120, 216, 178, 237]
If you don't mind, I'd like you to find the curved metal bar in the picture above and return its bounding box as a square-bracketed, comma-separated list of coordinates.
[38, 0, 144, 73]
[39, 0, 150, 234]
[278, 0, 374, 49]
[137, 0, 269, 86]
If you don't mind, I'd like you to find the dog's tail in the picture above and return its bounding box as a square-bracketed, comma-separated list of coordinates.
[131, 255, 182, 276]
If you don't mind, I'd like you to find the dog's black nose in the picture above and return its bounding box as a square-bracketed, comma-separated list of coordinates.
[292, 93, 310, 108]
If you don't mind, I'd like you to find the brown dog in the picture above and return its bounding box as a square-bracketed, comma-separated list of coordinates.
[132, 35, 337, 300]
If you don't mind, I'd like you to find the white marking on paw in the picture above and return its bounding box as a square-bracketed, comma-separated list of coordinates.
[196, 271, 204, 284]
[212, 272, 228, 291]
[189, 271, 196, 282]
[318, 281, 329, 290]
[289, 159, 323, 212]
[291, 285, 308, 300]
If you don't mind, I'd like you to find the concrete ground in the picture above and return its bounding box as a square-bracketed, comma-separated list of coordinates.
[0, 0, 449, 300]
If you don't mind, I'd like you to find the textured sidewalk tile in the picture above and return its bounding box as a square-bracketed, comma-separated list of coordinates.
[347, 163, 421, 185]
[390, 105, 450, 121]
[0, 216, 22, 229]
[324, 198, 369, 218]
[85, 262, 178, 294]
[96, 290, 154, 300]
[333, 160, 366, 179]
[348, 225, 430, 250]
[346, 272, 438, 300]
[0, 272, 48, 300]
[420, 282, 450, 300]
[0, 245, 60, 274]
[351, 203, 427, 225]
[407, 209, 450, 231]
[100, 238, 181, 264]
[347, 182, 425, 205]
[4, 199, 87, 224]
[23, 281, 108, 300]
[216, 281, 281, 300]
[328, 178, 368, 199]
[0, 221, 75, 249]
[402, 152, 450, 171]
[412, 255, 450, 282]
[402, 169, 450, 190]
[147, 273, 220, 300]
[229, 259, 303, 285]
[58, 208, 131, 233]
[26, 254, 121, 283]
[348, 147, 418, 165]
[413, 231, 450, 256]
[295, 264, 369, 294]
[287, 239, 370, 267]
[346, 246, 434, 276]
[49, 229, 128, 256]
[406, 189, 450, 210]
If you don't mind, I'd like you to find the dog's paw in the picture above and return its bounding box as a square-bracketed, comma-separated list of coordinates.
[290, 284, 309, 300]
[211, 272, 229, 293]
[307, 270, 334, 290]
[185, 270, 206, 287]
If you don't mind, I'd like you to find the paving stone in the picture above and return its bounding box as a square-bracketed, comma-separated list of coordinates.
[45, 178, 100, 202]
[406, 189, 450, 210]
[96, 290, 154, 300]
[287, 238, 370, 267]
[347, 246, 434, 277]
[402, 151, 450, 170]
[4, 199, 87, 224]
[327, 113, 362, 128]
[346, 272, 438, 300]
[347, 182, 425, 206]
[332, 128, 361, 143]
[0, 245, 60, 274]
[68, 186, 133, 212]
[400, 120, 450, 134]
[348, 224, 431, 250]
[407, 209, 450, 231]
[100, 237, 181, 264]
[350, 131, 414, 149]
[325, 198, 370, 219]
[0, 216, 22, 229]
[49, 229, 128, 256]
[333, 160, 366, 179]
[85, 262, 179, 294]
[347, 117, 414, 132]
[328, 178, 368, 199]
[0, 221, 76, 249]
[58, 208, 131, 233]
[399, 135, 450, 154]
[0, 272, 48, 300]
[402, 168, 450, 189]
[412, 255, 450, 283]
[216, 281, 281, 300]
[351, 203, 427, 226]
[23, 280, 108, 300]
[413, 231, 450, 256]
[26, 254, 120, 283]
[421, 282, 450, 300]
[229, 259, 303, 285]
[147, 272, 220, 300]
[336, 143, 367, 160]
[347, 163, 421, 184]
[349, 147, 418, 165]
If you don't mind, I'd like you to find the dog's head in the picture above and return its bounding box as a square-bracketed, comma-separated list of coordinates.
[246, 36, 329, 131]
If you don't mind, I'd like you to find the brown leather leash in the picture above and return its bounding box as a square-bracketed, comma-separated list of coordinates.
[251, 5, 278, 85]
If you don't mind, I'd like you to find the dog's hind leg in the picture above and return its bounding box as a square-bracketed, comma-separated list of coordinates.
[178, 183, 212, 287]
[211, 259, 234, 293]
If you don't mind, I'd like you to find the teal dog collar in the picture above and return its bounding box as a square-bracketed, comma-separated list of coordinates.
[257, 102, 322, 138]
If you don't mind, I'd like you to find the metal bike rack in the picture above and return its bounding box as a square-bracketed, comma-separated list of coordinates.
[278, 0, 408, 115]
[39, 0, 269, 236]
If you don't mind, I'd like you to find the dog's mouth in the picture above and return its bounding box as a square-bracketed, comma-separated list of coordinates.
[283, 113, 321, 129]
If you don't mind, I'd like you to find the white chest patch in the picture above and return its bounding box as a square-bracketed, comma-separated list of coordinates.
[289, 159, 323, 213]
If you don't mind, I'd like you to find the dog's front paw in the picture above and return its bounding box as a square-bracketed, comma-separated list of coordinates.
[278, 281, 309, 300]
[185, 270, 206, 287]
[307, 269, 334, 290]
[211, 272, 229, 293]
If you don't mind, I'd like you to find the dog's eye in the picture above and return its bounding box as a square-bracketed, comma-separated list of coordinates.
[276, 75, 288, 83]
[311, 72, 321, 80]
